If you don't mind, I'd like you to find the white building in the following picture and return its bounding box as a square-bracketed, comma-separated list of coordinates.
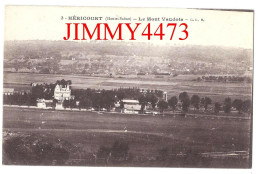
[3, 88, 14, 95]
[54, 83, 72, 101]
[118, 99, 144, 114]
[163, 92, 168, 101]
[37, 101, 46, 108]
[37, 99, 53, 109]
[55, 101, 64, 110]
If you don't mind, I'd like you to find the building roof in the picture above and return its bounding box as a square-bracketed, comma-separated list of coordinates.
[55, 84, 71, 90]
[37, 98, 53, 103]
[3, 88, 14, 93]
[122, 99, 139, 104]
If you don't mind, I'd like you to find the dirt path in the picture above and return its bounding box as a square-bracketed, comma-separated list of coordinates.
[3, 127, 175, 140]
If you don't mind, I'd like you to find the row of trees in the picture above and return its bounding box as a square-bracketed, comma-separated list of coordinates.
[70, 89, 116, 110]
[3, 79, 252, 115]
[155, 92, 252, 115]
[3, 89, 252, 116]
[31, 83, 55, 100]
[137, 92, 213, 113]
[71, 87, 163, 111]
[3, 93, 37, 106]
[196, 75, 252, 83]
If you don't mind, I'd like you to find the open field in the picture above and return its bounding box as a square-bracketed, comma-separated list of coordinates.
[3, 107, 252, 167]
[4, 72, 252, 102]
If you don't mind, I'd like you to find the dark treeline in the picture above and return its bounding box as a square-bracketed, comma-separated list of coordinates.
[196, 75, 252, 83]
[163, 93, 252, 115]
[71, 87, 163, 111]
[3, 81, 164, 111]
[3, 92, 36, 106]
[3, 80, 252, 116]
[31, 83, 56, 100]
[3, 90, 252, 116]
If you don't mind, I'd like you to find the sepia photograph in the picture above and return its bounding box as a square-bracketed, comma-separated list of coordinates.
[2, 5, 254, 169]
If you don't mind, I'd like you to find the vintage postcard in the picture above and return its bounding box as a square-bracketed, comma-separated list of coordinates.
[2, 6, 253, 168]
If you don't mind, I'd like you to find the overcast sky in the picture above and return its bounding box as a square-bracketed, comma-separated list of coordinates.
[4, 6, 254, 49]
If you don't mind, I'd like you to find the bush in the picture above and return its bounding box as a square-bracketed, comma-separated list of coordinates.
[96, 140, 130, 164]
[3, 135, 70, 165]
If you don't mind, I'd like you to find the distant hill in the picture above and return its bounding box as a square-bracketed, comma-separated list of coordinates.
[4, 40, 252, 64]
[3, 40, 253, 75]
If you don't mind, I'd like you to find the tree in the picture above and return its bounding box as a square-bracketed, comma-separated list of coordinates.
[116, 91, 125, 101]
[97, 146, 111, 164]
[14, 60, 22, 72]
[111, 140, 129, 161]
[223, 97, 232, 113]
[205, 97, 212, 111]
[52, 99, 58, 108]
[138, 95, 147, 113]
[191, 95, 200, 110]
[157, 100, 168, 113]
[179, 92, 190, 112]
[67, 80, 72, 85]
[147, 94, 158, 110]
[79, 97, 92, 109]
[119, 101, 124, 109]
[242, 100, 252, 113]
[201, 97, 212, 111]
[92, 92, 103, 110]
[168, 96, 178, 112]
[232, 99, 243, 114]
[102, 91, 116, 111]
[63, 100, 70, 109]
[214, 102, 221, 114]
[69, 99, 76, 108]
[57, 79, 71, 86]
